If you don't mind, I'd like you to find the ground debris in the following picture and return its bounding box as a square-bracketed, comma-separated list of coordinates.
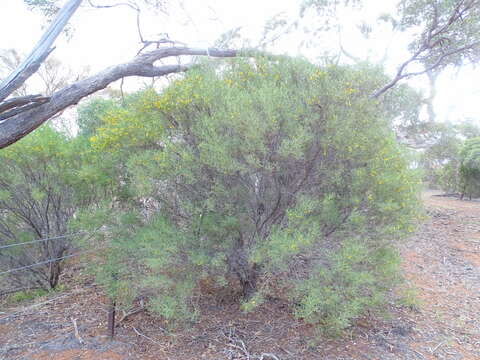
[0, 190, 479, 359]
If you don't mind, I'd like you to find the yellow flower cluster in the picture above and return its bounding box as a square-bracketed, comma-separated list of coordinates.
[308, 69, 325, 81]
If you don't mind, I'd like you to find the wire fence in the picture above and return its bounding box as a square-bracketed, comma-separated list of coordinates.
[0, 232, 88, 250]
[0, 231, 100, 276]
[0, 249, 97, 276]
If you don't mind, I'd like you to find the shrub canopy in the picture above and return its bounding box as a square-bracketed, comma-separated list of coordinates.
[77, 57, 420, 334]
[460, 137, 480, 198]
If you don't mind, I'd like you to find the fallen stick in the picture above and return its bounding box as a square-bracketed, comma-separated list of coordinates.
[228, 342, 250, 360]
[71, 317, 84, 344]
[132, 327, 163, 346]
[260, 353, 280, 360]
[430, 341, 445, 354]
[118, 306, 145, 323]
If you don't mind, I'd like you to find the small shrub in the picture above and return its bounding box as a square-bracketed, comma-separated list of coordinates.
[0, 127, 78, 290]
[6, 288, 49, 305]
[459, 137, 480, 199]
[398, 285, 422, 310]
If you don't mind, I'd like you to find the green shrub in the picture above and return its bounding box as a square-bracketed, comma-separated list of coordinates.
[79, 57, 420, 333]
[459, 137, 480, 199]
[4, 288, 49, 306]
[436, 162, 460, 192]
[398, 285, 422, 310]
[294, 240, 400, 335]
[0, 127, 87, 290]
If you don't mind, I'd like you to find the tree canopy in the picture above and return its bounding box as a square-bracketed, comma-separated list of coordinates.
[459, 137, 480, 199]
[1, 0, 479, 147]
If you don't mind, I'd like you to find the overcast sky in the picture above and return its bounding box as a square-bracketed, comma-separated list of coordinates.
[0, 0, 479, 125]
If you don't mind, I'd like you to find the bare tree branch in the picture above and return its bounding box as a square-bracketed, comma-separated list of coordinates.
[86, 0, 144, 42]
[0, 97, 50, 121]
[372, 0, 480, 98]
[0, 95, 48, 114]
[0, 0, 82, 102]
[0, 47, 249, 149]
[373, 40, 480, 98]
[86, 0, 139, 11]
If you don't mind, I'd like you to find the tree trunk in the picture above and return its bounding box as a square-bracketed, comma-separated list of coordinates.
[107, 300, 116, 339]
[238, 264, 259, 299]
[228, 237, 259, 299]
[48, 260, 62, 289]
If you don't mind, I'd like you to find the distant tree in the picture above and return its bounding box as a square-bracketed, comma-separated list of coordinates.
[459, 137, 480, 199]
[456, 118, 480, 139]
[301, 0, 480, 96]
[0, 48, 86, 97]
[420, 119, 480, 192]
[373, 0, 480, 96]
[0, 49, 29, 97]
[420, 122, 462, 190]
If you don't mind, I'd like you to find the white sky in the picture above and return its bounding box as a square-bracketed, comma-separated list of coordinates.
[0, 0, 479, 125]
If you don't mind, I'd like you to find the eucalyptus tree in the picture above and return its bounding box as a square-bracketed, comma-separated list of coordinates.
[301, 0, 480, 97]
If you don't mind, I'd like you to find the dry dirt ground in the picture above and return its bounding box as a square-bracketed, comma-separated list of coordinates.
[1, 191, 479, 360]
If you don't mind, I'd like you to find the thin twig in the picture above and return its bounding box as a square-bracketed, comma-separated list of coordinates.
[430, 340, 445, 354]
[132, 327, 163, 346]
[260, 353, 280, 360]
[118, 306, 145, 323]
[228, 341, 250, 360]
[413, 349, 426, 359]
[71, 317, 84, 344]
[87, 0, 139, 12]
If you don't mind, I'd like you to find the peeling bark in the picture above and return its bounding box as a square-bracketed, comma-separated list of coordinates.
[0, 0, 82, 102]
[0, 47, 243, 148]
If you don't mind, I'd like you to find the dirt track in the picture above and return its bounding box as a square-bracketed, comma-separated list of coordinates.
[1, 191, 479, 359]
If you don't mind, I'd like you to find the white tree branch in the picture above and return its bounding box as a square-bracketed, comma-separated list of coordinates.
[0, 0, 83, 102]
[0, 47, 246, 148]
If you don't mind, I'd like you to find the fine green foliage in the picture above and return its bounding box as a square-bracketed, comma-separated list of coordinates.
[0, 127, 77, 289]
[420, 123, 462, 191]
[5, 288, 49, 305]
[0, 126, 105, 290]
[397, 284, 422, 310]
[294, 241, 400, 335]
[23, 0, 61, 19]
[459, 137, 480, 199]
[1, 284, 66, 308]
[77, 98, 118, 138]
[88, 89, 166, 152]
[421, 120, 480, 193]
[78, 57, 420, 334]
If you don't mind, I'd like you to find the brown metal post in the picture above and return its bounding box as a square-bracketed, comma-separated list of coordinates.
[107, 300, 116, 339]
